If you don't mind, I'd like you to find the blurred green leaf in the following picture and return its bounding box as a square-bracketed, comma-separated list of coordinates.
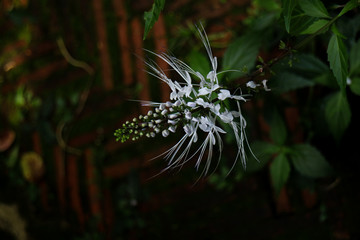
[299, 0, 330, 19]
[325, 91, 351, 141]
[290, 144, 333, 178]
[6, 146, 19, 168]
[187, 50, 210, 78]
[338, 0, 359, 18]
[289, 9, 317, 35]
[281, 0, 298, 33]
[269, 109, 287, 146]
[300, 19, 329, 35]
[293, 54, 330, 75]
[222, 33, 260, 80]
[247, 141, 280, 172]
[350, 77, 360, 96]
[327, 34, 349, 93]
[272, 71, 314, 92]
[143, 0, 165, 40]
[270, 152, 290, 195]
[350, 40, 360, 76]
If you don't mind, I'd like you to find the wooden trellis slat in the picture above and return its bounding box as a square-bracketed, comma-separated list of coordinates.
[153, 14, 171, 103]
[93, 0, 113, 90]
[54, 145, 66, 214]
[32, 132, 50, 212]
[131, 17, 151, 114]
[113, 0, 134, 86]
[67, 154, 85, 228]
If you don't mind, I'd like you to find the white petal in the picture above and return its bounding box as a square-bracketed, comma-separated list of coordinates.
[187, 102, 197, 108]
[246, 81, 258, 89]
[170, 92, 178, 100]
[219, 110, 233, 123]
[210, 132, 216, 145]
[183, 125, 192, 136]
[212, 56, 218, 72]
[206, 70, 216, 81]
[210, 103, 221, 115]
[195, 98, 210, 108]
[218, 89, 231, 100]
[231, 95, 246, 101]
[262, 79, 271, 91]
[198, 87, 212, 96]
[193, 132, 198, 142]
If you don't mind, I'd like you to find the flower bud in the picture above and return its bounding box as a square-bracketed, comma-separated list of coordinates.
[187, 102, 196, 108]
[174, 100, 182, 107]
[162, 130, 169, 137]
[161, 109, 168, 116]
[168, 126, 176, 133]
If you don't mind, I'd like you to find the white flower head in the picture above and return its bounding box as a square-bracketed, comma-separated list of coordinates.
[115, 23, 263, 176]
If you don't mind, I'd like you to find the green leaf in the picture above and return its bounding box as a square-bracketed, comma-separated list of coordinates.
[222, 33, 260, 80]
[247, 141, 280, 172]
[350, 40, 360, 76]
[270, 152, 290, 195]
[350, 77, 360, 96]
[290, 144, 333, 178]
[266, 108, 287, 146]
[327, 34, 349, 93]
[299, 0, 330, 19]
[187, 50, 210, 78]
[288, 9, 317, 35]
[6, 146, 19, 168]
[325, 91, 351, 140]
[143, 0, 165, 40]
[272, 71, 314, 92]
[281, 0, 298, 33]
[300, 19, 330, 35]
[338, 0, 359, 18]
[292, 54, 329, 75]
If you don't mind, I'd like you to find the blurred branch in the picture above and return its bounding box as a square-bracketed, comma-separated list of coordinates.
[56, 38, 94, 156]
[56, 38, 94, 75]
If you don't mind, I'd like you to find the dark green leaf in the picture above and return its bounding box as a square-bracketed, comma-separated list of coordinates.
[313, 72, 338, 88]
[338, 0, 359, 18]
[350, 77, 360, 96]
[222, 34, 260, 80]
[299, 0, 330, 18]
[288, 9, 317, 35]
[327, 34, 349, 93]
[350, 40, 360, 76]
[272, 71, 314, 92]
[247, 141, 280, 172]
[290, 144, 333, 178]
[325, 91, 351, 140]
[6, 146, 19, 168]
[292, 54, 329, 75]
[268, 109, 287, 145]
[281, 0, 298, 33]
[270, 152, 290, 195]
[300, 19, 330, 35]
[143, 0, 165, 40]
[187, 50, 210, 78]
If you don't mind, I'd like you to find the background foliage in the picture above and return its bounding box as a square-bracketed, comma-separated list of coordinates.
[1, 0, 360, 239]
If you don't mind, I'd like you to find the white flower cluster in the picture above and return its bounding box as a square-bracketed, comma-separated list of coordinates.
[115, 25, 267, 175]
